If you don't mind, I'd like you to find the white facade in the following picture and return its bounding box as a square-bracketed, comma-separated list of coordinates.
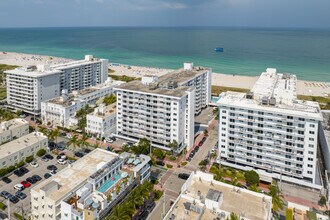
[0, 118, 29, 145]
[5, 55, 108, 115]
[41, 80, 122, 128]
[217, 69, 323, 188]
[0, 132, 48, 167]
[115, 77, 195, 152]
[86, 104, 116, 138]
[30, 149, 150, 220]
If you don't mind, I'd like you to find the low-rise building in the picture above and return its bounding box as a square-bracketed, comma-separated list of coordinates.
[0, 132, 48, 167]
[0, 118, 29, 145]
[31, 149, 150, 220]
[217, 68, 323, 189]
[164, 171, 272, 220]
[85, 104, 116, 138]
[41, 80, 123, 128]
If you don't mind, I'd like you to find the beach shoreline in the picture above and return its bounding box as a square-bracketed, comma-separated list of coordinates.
[0, 51, 329, 96]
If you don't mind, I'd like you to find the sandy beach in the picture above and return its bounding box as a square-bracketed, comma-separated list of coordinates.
[0, 51, 329, 97]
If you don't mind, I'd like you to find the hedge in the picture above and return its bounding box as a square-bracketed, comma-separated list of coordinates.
[25, 155, 34, 163]
[166, 164, 173, 168]
[36, 148, 46, 157]
[0, 202, 6, 210]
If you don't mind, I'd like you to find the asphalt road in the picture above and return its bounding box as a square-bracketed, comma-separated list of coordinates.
[0, 152, 66, 219]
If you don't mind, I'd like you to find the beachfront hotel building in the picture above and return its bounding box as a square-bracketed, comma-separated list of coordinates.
[0, 132, 48, 167]
[85, 104, 117, 138]
[30, 149, 150, 220]
[114, 63, 211, 152]
[41, 80, 123, 128]
[217, 68, 323, 189]
[164, 171, 272, 220]
[5, 55, 108, 115]
[0, 118, 29, 145]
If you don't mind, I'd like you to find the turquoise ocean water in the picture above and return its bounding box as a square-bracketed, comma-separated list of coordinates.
[0, 27, 329, 81]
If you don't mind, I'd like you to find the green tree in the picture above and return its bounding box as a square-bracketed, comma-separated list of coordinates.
[226, 212, 239, 220]
[103, 94, 117, 106]
[25, 155, 34, 163]
[168, 140, 178, 154]
[153, 148, 165, 160]
[79, 133, 89, 150]
[107, 205, 131, 220]
[244, 170, 260, 186]
[131, 138, 150, 155]
[213, 107, 219, 120]
[36, 149, 46, 157]
[50, 129, 60, 145]
[319, 196, 327, 207]
[268, 181, 285, 214]
[68, 135, 80, 151]
[203, 129, 209, 137]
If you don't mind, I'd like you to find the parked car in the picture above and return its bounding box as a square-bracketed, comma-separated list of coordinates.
[84, 148, 92, 154]
[74, 151, 84, 158]
[57, 145, 65, 151]
[57, 159, 67, 165]
[50, 170, 57, 175]
[61, 132, 66, 137]
[47, 165, 58, 171]
[198, 141, 203, 147]
[13, 169, 24, 177]
[67, 160, 75, 164]
[9, 195, 19, 204]
[15, 191, 27, 200]
[45, 154, 54, 160]
[19, 167, 29, 174]
[56, 153, 66, 160]
[30, 161, 39, 168]
[1, 191, 11, 199]
[26, 177, 37, 184]
[1, 177, 12, 184]
[178, 173, 190, 180]
[44, 173, 52, 179]
[155, 161, 165, 166]
[105, 138, 114, 143]
[32, 175, 42, 182]
[41, 156, 49, 162]
[20, 181, 31, 188]
[14, 184, 25, 191]
[202, 137, 207, 142]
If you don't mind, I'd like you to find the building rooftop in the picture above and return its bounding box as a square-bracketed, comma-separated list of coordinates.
[88, 104, 116, 119]
[0, 132, 47, 160]
[165, 171, 272, 220]
[31, 149, 118, 203]
[217, 69, 322, 120]
[115, 64, 209, 97]
[5, 67, 61, 78]
[51, 55, 106, 70]
[120, 152, 151, 173]
[0, 118, 29, 134]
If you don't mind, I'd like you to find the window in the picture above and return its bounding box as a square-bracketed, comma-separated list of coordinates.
[307, 171, 313, 174]
[310, 124, 315, 128]
[309, 138, 314, 141]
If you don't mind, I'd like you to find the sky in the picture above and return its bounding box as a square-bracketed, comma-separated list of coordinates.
[0, 0, 330, 28]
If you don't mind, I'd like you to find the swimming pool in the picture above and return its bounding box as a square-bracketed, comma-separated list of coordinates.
[98, 173, 122, 194]
[211, 96, 220, 103]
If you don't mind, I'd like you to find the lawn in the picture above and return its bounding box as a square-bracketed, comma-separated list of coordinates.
[109, 74, 140, 82]
[211, 85, 249, 96]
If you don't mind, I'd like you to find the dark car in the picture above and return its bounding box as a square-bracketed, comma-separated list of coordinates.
[198, 141, 203, 147]
[84, 148, 92, 154]
[2, 177, 12, 184]
[146, 201, 156, 212]
[189, 152, 195, 158]
[9, 195, 19, 204]
[41, 155, 49, 162]
[26, 177, 37, 184]
[202, 137, 207, 142]
[14, 169, 24, 177]
[15, 191, 27, 200]
[155, 161, 165, 166]
[47, 165, 58, 171]
[61, 132, 66, 137]
[1, 191, 11, 199]
[44, 173, 52, 179]
[57, 145, 65, 151]
[178, 173, 190, 180]
[19, 167, 29, 174]
[32, 175, 42, 181]
[74, 151, 84, 158]
[45, 154, 54, 160]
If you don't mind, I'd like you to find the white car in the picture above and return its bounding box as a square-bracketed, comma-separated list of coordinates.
[30, 161, 39, 168]
[57, 159, 67, 165]
[105, 138, 114, 143]
[14, 184, 24, 191]
[67, 134, 72, 139]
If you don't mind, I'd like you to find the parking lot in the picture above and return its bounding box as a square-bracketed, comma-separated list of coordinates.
[0, 151, 67, 218]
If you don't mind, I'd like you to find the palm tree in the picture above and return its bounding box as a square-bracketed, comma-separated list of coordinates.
[168, 140, 178, 155]
[67, 134, 80, 151]
[107, 205, 131, 220]
[268, 181, 285, 214]
[50, 129, 60, 145]
[79, 133, 89, 151]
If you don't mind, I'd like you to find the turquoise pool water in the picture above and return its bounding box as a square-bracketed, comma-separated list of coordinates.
[98, 173, 122, 194]
[211, 97, 221, 103]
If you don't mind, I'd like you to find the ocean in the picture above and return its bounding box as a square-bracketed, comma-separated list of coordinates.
[0, 27, 329, 81]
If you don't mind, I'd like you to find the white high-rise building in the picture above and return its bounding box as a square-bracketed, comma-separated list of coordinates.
[5, 55, 108, 115]
[217, 68, 323, 189]
[115, 75, 195, 152]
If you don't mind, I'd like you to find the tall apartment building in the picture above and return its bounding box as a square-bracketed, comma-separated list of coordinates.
[0, 132, 48, 167]
[5, 55, 108, 115]
[115, 75, 195, 152]
[41, 80, 122, 128]
[85, 104, 117, 138]
[217, 68, 323, 188]
[0, 118, 29, 145]
[164, 171, 272, 220]
[31, 149, 150, 220]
